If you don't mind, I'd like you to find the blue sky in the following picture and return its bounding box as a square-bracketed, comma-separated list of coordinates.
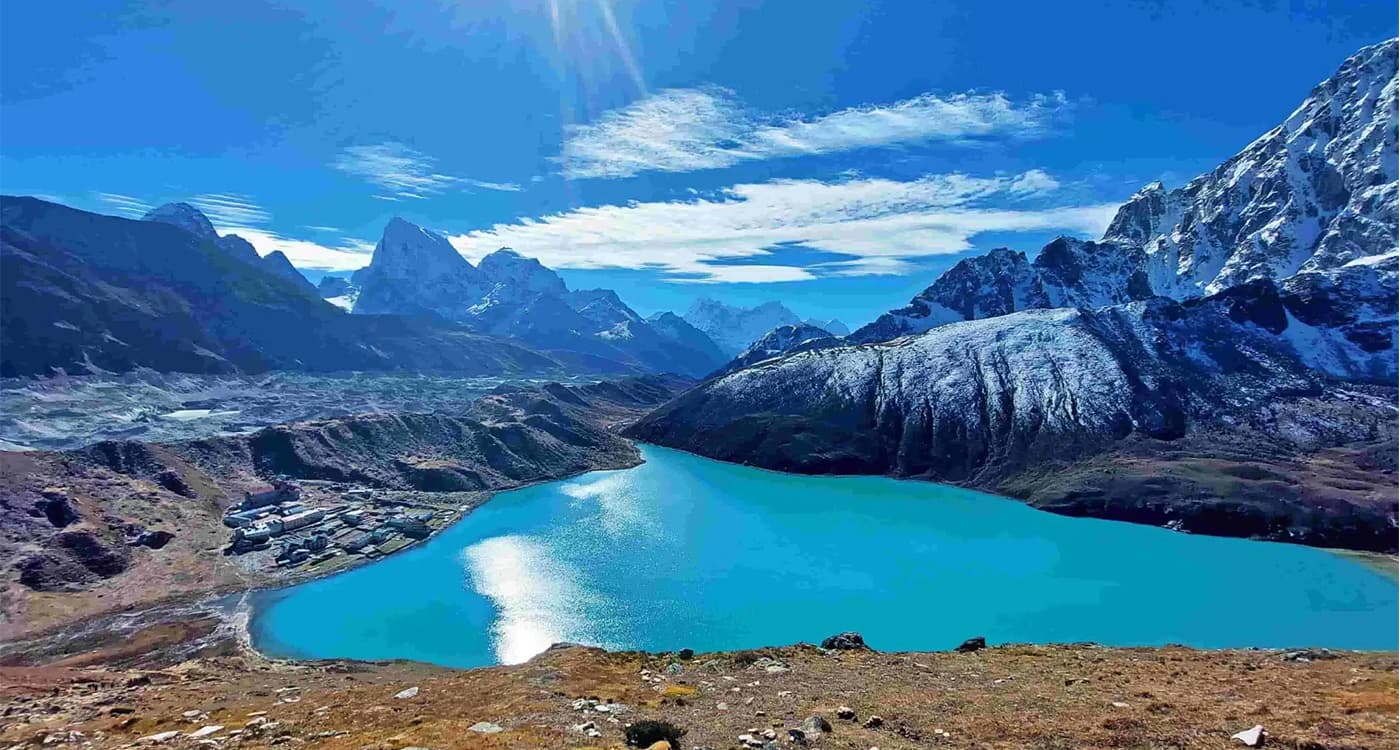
[2, 0, 1395, 326]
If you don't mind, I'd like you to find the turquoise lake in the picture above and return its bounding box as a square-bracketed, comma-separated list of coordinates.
[250, 445, 1398, 667]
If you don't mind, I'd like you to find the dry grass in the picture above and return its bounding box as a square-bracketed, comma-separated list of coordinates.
[1, 642, 1395, 749]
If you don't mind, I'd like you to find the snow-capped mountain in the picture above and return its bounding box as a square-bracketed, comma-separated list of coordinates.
[805, 318, 850, 336]
[851, 39, 1397, 345]
[629, 279, 1397, 550]
[349, 221, 729, 376]
[631, 39, 1399, 552]
[682, 298, 803, 356]
[714, 323, 840, 377]
[352, 218, 491, 319]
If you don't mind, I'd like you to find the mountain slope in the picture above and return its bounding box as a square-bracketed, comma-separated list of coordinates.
[715, 323, 840, 377]
[852, 39, 1398, 345]
[0, 197, 564, 377]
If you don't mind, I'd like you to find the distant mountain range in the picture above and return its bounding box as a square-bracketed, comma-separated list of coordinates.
[629, 39, 1400, 552]
[676, 298, 846, 356]
[337, 218, 728, 377]
[0, 200, 573, 377]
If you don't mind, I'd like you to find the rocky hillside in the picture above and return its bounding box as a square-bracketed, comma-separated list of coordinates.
[2, 638, 1395, 750]
[0, 198, 570, 378]
[0, 375, 690, 641]
[851, 39, 1398, 347]
[350, 226, 728, 377]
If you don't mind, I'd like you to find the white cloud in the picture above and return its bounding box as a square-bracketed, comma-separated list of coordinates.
[188, 193, 271, 226]
[448, 170, 1118, 283]
[222, 226, 373, 271]
[94, 192, 154, 217]
[561, 87, 1070, 179]
[333, 142, 521, 198]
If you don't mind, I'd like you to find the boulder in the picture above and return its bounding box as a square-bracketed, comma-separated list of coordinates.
[1231, 724, 1266, 747]
[820, 632, 870, 651]
[955, 636, 986, 653]
[800, 716, 831, 734]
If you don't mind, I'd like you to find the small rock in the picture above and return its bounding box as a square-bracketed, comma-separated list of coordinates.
[678, 648, 695, 660]
[468, 721, 503, 733]
[717, 702, 729, 710]
[181, 710, 205, 719]
[666, 662, 683, 675]
[787, 728, 807, 744]
[836, 706, 857, 721]
[801, 715, 832, 734]
[572, 721, 597, 733]
[393, 687, 419, 700]
[1231, 725, 1266, 747]
[187, 726, 224, 739]
[1111, 701, 1129, 709]
[863, 715, 884, 729]
[955, 636, 986, 653]
[646, 742, 673, 750]
[760, 728, 778, 740]
[139, 731, 182, 744]
[820, 632, 870, 650]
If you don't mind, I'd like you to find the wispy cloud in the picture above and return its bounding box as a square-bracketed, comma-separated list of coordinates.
[95, 192, 154, 217]
[188, 193, 271, 227]
[560, 87, 1071, 179]
[332, 142, 521, 199]
[448, 169, 1116, 283]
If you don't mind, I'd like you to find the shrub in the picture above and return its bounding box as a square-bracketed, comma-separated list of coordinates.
[625, 719, 687, 748]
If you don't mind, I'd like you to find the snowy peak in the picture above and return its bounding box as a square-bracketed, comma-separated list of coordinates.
[369, 217, 479, 282]
[682, 298, 802, 356]
[853, 39, 1397, 345]
[804, 318, 850, 336]
[142, 202, 217, 241]
[1135, 38, 1397, 296]
[352, 217, 487, 317]
[478, 247, 568, 296]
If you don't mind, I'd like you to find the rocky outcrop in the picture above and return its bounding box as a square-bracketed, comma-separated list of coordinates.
[260, 250, 317, 294]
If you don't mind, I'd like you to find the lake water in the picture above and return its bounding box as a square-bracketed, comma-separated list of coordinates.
[251, 445, 1398, 667]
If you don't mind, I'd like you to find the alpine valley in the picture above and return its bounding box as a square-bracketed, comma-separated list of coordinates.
[0, 23, 1397, 750]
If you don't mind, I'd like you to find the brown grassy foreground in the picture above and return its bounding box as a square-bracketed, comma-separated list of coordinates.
[1, 641, 1395, 749]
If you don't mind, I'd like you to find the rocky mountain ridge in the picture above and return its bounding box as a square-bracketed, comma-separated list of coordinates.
[851, 39, 1398, 346]
[349, 223, 728, 377]
[0, 198, 570, 378]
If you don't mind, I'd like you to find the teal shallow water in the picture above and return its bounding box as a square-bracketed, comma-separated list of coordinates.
[250, 445, 1398, 667]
